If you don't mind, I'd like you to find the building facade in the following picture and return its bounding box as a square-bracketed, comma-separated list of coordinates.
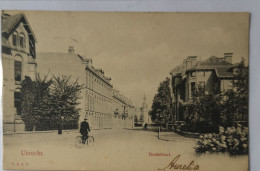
[112, 89, 135, 129]
[170, 53, 235, 123]
[37, 47, 134, 130]
[2, 12, 37, 132]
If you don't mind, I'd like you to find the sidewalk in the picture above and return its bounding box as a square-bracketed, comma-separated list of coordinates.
[158, 131, 198, 143]
[3, 128, 129, 136]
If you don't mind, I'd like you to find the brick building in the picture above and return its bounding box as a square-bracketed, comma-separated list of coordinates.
[2, 12, 37, 133]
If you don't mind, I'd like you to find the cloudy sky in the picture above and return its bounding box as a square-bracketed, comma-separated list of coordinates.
[7, 11, 249, 108]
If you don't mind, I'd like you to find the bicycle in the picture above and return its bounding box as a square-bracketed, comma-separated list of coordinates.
[75, 134, 94, 148]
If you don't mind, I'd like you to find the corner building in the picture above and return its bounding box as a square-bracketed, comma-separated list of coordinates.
[2, 13, 37, 133]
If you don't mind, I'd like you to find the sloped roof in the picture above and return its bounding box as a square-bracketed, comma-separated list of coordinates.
[2, 13, 37, 42]
[37, 52, 112, 86]
[215, 67, 233, 78]
[195, 56, 232, 70]
[2, 36, 11, 48]
[170, 65, 182, 75]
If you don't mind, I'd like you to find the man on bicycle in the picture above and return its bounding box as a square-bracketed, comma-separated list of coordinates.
[80, 118, 90, 144]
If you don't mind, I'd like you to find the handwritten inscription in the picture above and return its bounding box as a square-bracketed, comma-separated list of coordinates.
[158, 155, 199, 170]
[21, 150, 44, 156]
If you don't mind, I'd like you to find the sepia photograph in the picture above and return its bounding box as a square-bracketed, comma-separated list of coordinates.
[1, 10, 249, 170]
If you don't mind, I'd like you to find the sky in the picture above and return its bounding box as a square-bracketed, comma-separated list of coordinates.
[7, 11, 249, 109]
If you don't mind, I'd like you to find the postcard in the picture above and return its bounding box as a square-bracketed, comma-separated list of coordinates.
[2, 11, 249, 171]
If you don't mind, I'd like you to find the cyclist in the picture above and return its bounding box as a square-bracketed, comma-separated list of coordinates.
[80, 118, 90, 144]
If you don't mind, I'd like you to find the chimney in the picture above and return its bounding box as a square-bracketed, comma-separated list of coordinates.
[224, 53, 233, 64]
[68, 46, 75, 54]
[186, 57, 192, 70]
[182, 59, 187, 72]
[189, 56, 197, 67]
[1, 11, 10, 22]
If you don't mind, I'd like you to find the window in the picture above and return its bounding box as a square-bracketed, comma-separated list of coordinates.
[14, 91, 21, 115]
[14, 61, 22, 82]
[13, 32, 18, 47]
[19, 33, 26, 48]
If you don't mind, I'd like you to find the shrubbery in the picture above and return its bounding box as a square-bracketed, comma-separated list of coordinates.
[194, 124, 248, 155]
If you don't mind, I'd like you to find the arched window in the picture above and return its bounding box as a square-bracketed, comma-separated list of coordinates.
[19, 33, 26, 48]
[14, 55, 23, 82]
[12, 31, 18, 47]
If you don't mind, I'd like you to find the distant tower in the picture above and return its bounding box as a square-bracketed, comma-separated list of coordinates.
[141, 95, 150, 126]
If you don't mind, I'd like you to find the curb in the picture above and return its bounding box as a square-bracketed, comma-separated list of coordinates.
[3, 128, 130, 136]
[173, 129, 201, 138]
[3, 129, 79, 135]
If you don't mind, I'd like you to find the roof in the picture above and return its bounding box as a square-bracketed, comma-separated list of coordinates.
[195, 56, 232, 70]
[215, 67, 234, 78]
[170, 55, 234, 79]
[2, 13, 37, 42]
[2, 36, 11, 48]
[170, 65, 182, 75]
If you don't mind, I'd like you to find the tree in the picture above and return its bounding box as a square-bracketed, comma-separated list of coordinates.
[20, 74, 83, 131]
[223, 58, 249, 126]
[50, 76, 84, 130]
[150, 77, 172, 124]
[21, 74, 52, 131]
[190, 88, 222, 132]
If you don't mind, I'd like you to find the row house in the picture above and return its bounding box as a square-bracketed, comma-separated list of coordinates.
[170, 53, 235, 123]
[2, 12, 37, 133]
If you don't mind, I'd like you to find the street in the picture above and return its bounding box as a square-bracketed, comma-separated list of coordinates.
[3, 129, 248, 171]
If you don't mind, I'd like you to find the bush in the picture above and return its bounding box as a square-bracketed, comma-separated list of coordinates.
[185, 121, 218, 133]
[194, 124, 248, 155]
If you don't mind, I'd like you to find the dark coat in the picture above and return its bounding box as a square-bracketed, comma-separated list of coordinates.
[80, 121, 90, 134]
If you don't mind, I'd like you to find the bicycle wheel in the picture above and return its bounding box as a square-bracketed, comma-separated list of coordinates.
[75, 136, 84, 148]
[87, 136, 94, 146]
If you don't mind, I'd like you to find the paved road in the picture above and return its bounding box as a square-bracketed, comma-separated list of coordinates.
[3, 129, 248, 171]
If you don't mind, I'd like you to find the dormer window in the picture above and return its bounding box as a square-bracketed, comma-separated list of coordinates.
[12, 32, 26, 49]
[19, 33, 26, 48]
[12, 32, 18, 47]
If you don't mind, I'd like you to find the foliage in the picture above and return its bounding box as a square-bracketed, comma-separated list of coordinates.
[50, 76, 83, 129]
[21, 74, 83, 131]
[222, 58, 249, 126]
[187, 88, 221, 133]
[21, 75, 52, 131]
[150, 77, 172, 124]
[194, 124, 248, 155]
